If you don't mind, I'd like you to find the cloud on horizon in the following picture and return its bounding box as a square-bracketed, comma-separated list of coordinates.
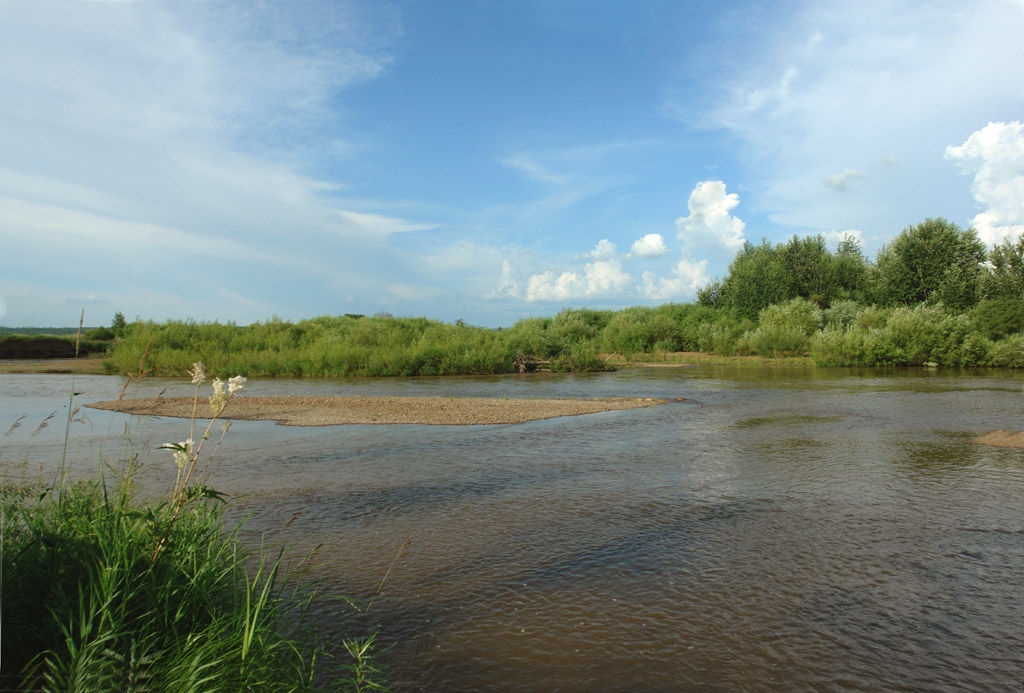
[498, 180, 741, 304]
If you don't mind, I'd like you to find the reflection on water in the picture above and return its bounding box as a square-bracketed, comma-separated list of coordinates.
[3, 368, 1024, 691]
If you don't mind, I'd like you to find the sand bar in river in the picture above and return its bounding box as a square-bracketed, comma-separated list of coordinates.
[973, 430, 1024, 449]
[87, 395, 669, 426]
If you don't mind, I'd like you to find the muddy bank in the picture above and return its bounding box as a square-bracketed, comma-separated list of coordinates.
[87, 395, 669, 426]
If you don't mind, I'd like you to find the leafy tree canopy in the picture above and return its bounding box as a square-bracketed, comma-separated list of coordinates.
[872, 218, 985, 309]
[699, 234, 868, 319]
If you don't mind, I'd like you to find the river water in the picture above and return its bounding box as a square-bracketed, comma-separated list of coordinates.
[2, 367, 1024, 691]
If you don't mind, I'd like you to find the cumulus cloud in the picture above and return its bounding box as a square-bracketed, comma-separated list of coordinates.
[821, 228, 865, 248]
[626, 233, 670, 258]
[493, 181, 747, 304]
[823, 168, 866, 192]
[525, 253, 634, 302]
[674, 181, 746, 258]
[575, 238, 619, 260]
[945, 121, 1024, 245]
[491, 260, 522, 298]
[638, 258, 710, 300]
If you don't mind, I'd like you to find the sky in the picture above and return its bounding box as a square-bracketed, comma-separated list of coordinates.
[1, 0, 1023, 328]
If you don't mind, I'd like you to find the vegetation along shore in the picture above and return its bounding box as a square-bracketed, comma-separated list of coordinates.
[5, 219, 1024, 376]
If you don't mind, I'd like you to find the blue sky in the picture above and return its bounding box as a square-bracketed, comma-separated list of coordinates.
[1, 0, 1022, 327]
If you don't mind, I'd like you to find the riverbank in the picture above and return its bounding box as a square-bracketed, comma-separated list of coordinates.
[0, 352, 813, 377]
[88, 395, 670, 426]
[605, 351, 815, 368]
[0, 357, 108, 374]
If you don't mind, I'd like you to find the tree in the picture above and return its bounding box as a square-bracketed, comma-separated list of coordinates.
[831, 234, 868, 301]
[701, 234, 869, 318]
[871, 218, 986, 310]
[980, 235, 1024, 299]
[716, 239, 795, 319]
[781, 234, 832, 304]
[111, 311, 127, 336]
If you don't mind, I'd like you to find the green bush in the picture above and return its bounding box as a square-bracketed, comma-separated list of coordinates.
[973, 297, 1024, 340]
[738, 323, 811, 357]
[758, 297, 823, 335]
[823, 299, 863, 330]
[987, 334, 1024, 367]
[601, 307, 679, 354]
[84, 326, 116, 341]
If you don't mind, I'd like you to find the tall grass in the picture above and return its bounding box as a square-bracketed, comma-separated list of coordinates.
[0, 479, 327, 691]
[98, 301, 1024, 378]
[106, 316, 517, 378]
[1, 365, 385, 691]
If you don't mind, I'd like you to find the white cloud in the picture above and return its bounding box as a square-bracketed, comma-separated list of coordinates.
[492, 260, 522, 298]
[821, 228, 865, 248]
[334, 210, 437, 237]
[823, 168, 866, 192]
[0, 1, 451, 325]
[576, 239, 619, 261]
[679, 1, 1024, 243]
[627, 233, 670, 258]
[674, 181, 746, 258]
[505, 181, 739, 303]
[945, 121, 1024, 245]
[525, 252, 634, 302]
[638, 258, 710, 300]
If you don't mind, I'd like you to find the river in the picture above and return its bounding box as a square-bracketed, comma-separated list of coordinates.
[2, 367, 1023, 691]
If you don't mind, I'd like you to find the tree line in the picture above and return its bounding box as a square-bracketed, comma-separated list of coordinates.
[88, 217, 1024, 375]
[698, 218, 1023, 317]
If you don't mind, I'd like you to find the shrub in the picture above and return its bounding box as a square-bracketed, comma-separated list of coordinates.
[601, 307, 679, 354]
[758, 297, 823, 336]
[84, 326, 116, 341]
[823, 299, 863, 330]
[987, 334, 1024, 367]
[973, 297, 1024, 340]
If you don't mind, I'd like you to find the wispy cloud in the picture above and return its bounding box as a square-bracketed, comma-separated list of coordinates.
[673, 0, 1023, 241]
[0, 0, 441, 324]
[497, 140, 658, 223]
[823, 169, 866, 192]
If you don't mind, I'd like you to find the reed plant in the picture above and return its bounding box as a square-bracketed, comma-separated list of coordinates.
[1, 363, 385, 691]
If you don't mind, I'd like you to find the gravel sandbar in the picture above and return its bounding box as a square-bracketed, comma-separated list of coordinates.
[87, 395, 669, 426]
